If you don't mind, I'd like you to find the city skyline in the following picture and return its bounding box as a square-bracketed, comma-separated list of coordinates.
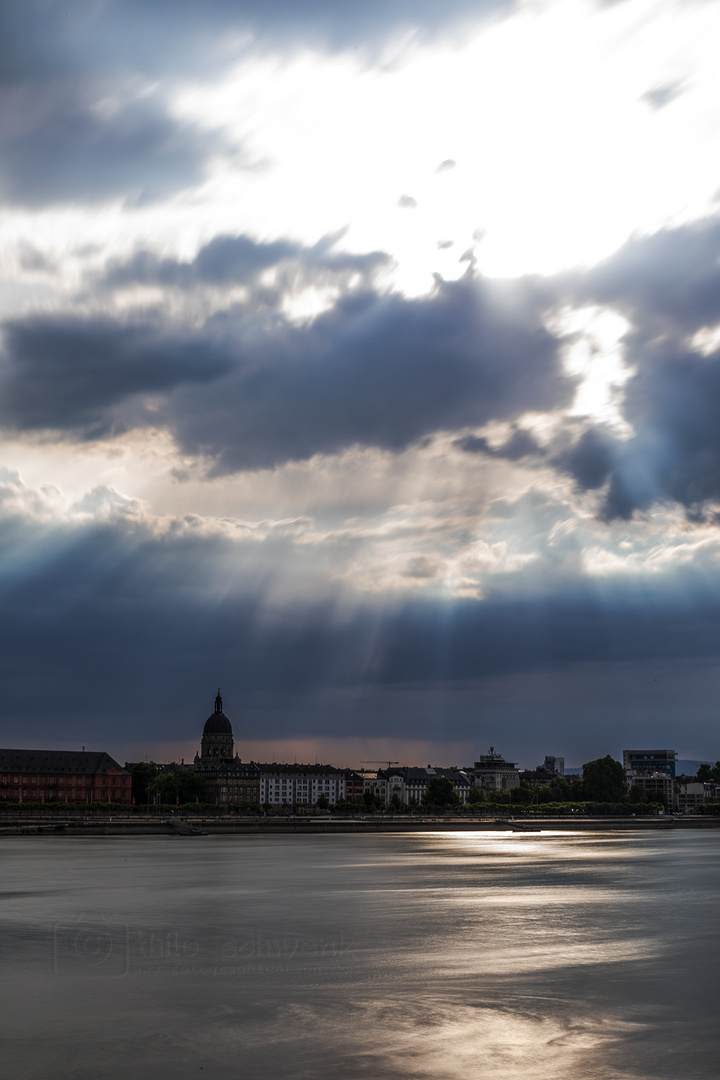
[3, 0, 720, 765]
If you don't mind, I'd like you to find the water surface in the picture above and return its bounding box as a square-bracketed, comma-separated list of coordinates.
[1, 830, 718, 1079]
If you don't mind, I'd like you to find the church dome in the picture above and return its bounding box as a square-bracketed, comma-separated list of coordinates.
[203, 690, 232, 735]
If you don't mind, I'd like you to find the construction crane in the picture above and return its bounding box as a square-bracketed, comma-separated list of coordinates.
[361, 760, 400, 769]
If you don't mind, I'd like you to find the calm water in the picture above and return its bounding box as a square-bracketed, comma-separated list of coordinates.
[1, 829, 718, 1079]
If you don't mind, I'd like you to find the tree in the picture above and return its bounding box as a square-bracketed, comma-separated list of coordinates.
[581, 756, 627, 803]
[510, 784, 533, 805]
[389, 793, 404, 812]
[466, 786, 485, 806]
[151, 769, 205, 804]
[316, 793, 329, 809]
[696, 763, 713, 783]
[129, 762, 159, 803]
[629, 784, 650, 804]
[422, 776, 460, 810]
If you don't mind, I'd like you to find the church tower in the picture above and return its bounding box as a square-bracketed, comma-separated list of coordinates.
[199, 689, 234, 761]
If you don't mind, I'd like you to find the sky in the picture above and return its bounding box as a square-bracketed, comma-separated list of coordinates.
[2, 0, 720, 768]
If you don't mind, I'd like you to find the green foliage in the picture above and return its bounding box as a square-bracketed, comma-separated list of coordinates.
[696, 763, 713, 782]
[389, 793, 404, 811]
[486, 788, 510, 804]
[150, 769, 206, 804]
[510, 784, 534, 805]
[581, 756, 627, 803]
[466, 785, 485, 805]
[129, 761, 159, 803]
[316, 793, 329, 809]
[421, 776, 460, 809]
[629, 784, 650, 804]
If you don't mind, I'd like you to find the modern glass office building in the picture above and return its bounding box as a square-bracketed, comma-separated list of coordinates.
[622, 749, 678, 778]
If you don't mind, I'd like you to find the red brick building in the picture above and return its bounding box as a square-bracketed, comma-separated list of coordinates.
[0, 749, 132, 804]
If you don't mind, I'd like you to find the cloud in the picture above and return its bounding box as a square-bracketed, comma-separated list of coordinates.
[0, 315, 233, 438]
[554, 216, 720, 519]
[641, 82, 684, 110]
[17, 243, 57, 274]
[574, 217, 720, 340]
[455, 427, 545, 462]
[397, 194, 418, 209]
[0, 85, 227, 207]
[100, 232, 389, 293]
[0, 1, 518, 86]
[1, 475, 720, 752]
[0, 270, 573, 470]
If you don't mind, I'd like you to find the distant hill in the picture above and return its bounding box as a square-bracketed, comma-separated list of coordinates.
[564, 759, 716, 778]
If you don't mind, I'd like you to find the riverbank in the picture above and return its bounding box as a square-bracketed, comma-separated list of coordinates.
[1, 814, 718, 836]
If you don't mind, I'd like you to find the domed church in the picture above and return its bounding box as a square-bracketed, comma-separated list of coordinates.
[192, 690, 261, 804]
[198, 689, 234, 761]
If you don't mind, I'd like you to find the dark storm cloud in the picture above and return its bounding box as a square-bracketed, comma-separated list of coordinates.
[576, 217, 720, 338]
[1, 492, 720, 744]
[0, 316, 232, 438]
[0, 86, 224, 207]
[553, 217, 720, 519]
[0, 274, 573, 468]
[100, 233, 389, 291]
[454, 427, 544, 461]
[0, 1, 517, 86]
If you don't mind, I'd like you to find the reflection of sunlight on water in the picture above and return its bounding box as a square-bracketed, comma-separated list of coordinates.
[245, 996, 647, 1080]
[370, 1000, 636, 1080]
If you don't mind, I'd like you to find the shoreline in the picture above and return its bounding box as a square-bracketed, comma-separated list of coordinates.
[1, 814, 718, 836]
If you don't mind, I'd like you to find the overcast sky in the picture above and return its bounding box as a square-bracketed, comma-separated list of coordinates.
[2, 0, 720, 768]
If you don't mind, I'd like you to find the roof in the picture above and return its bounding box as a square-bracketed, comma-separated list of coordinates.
[256, 763, 342, 776]
[0, 749, 128, 775]
[382, 767, 472, 785]
[203, 712, 233, 735]
[195, 760, 260, 777]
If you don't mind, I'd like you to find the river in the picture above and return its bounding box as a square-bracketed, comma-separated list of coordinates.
[1, 829, 718, 1078]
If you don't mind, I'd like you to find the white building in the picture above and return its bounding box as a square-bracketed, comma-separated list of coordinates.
[381, 767, 473, 806]
[258, 764, 345, 808]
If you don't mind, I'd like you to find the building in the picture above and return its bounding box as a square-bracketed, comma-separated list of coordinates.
[381, 766, 473, 806]
[543, 755, 565, 776]
[626, 770, 674, 806]
[675, 781, 718, 813]
[623, 750, 677, 778]
[0, 749, 131, 804]
[192, 691, 261, 804]
[518, 766, 558, 788]
[362, 771, 386, 805]
[469, 748, 520, 791]
[343, 770, 366, 803]
[257, 764, 345, 808]
[196, 689, 235, 762]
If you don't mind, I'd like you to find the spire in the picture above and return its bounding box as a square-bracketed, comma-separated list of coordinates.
[215, 688, 222, 714]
